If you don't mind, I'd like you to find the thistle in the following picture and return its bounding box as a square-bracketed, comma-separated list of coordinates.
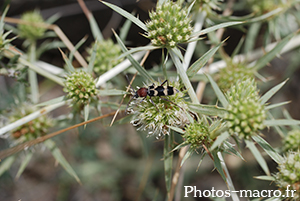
[183, 120, 212, 150]
[283, 130, 300, 152]
[145, 0, 193, 48]
[193, 0, 223, 14]
[63, 70, 98, 105]
[247, 0, 284, 14]
[223, 78, 266, 139]
[274, 150, 300, 201]
[87, 39, 123, 76]
[217, 61, 254, 91]
[9, 103, 54, 143]
[128, 81, 189, 138]
[18, 10, 47, 41]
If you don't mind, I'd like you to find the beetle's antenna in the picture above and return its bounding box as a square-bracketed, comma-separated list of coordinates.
[110, 50, 150, 126]
[110, 72, 137, 126]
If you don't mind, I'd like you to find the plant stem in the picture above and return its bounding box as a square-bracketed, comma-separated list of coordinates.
[4, 49, 64, 86]
[28, 41, 39, 103]
[183, 10, 206, 71]
[217, 152, 240, 201]
[0, 101, 66, 136]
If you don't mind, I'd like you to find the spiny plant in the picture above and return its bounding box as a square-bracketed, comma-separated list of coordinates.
[1, 0, 300, 200]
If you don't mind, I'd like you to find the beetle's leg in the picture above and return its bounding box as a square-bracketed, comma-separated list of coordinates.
[149, 96, 159, 111]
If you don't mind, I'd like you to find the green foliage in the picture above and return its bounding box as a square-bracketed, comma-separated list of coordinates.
[18, 10, 47, 41]
[145, 0, 193, 48]
[1, 0, 300, 200]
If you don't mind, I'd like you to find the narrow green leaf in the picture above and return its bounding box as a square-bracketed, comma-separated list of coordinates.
[196, 152, 206, 171]
[113, 31, 154, 82]
[113, 114, 133, 125]
[88, 12, 104, 41]
[232, 36, 245, 58]
[223, 141, 244, 161]
[245, 139, 270, 176]
[254, 175, 275, 181]
[87, 40, 97, 74]
[253, 33, 294, 70]
[98, 89, 127, 96]
[117, 45, 159, 60]
[187, 41, 223, 78]
[120, 13, 134, 41]
[16, 152, 33, 179]
[0, 156, 16, 177]
[264, 119, 300, 126]
[169, 49, 199, 104]
[187, 0, 195, 16]
[259, 79, 288, 104]
[84, 104, 90, 128]
[59, 49, 75, 72]
[69, 36, 88, 64]
[170, 47, 184, 61]
[244, 22, 261, 54]
[167, 125, 185, 134]
[0, 6, 9, 33]
[283, 109, 300, 130]
[252, 135, 283, 163]
[100, 1, 147, 31]
[188, 103, 228, 117]
[181, 148, 194, 167]
[191, 21, 243, 38]
[172, 143, 188, 152]
[206, 74, 229, 108]
[265, 101, 291, 110]
[164, 133, 173, 195]
[213, 151, 227, 181]
[36, 96, 65, 107]
[211, 131, 230, 151]
[44, 140, 81, 183]
[247, 8, 283, 23]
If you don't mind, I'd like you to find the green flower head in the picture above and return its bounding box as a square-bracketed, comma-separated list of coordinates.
[128, 81, 190, 138]
[9, 103, 54, 143]
[224, 78, 266, 139]
[18, 10, 47, 41]
[87, 39, 123, 76]
[274, 151, 300, 201]
[183, 121, 212, 150]
[63, 70, 98, 105]
[247, 0, 284, 15]
[218, 61, 254, 91]
[193, 0, 223, 14]
[283, 130, 300, 152]
[145, 0, 193, 48]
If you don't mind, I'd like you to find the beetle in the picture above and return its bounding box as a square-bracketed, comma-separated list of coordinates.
[126, 80, 180, 111]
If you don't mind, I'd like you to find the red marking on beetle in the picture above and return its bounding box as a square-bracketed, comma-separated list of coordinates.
[137, 88, 148, 97]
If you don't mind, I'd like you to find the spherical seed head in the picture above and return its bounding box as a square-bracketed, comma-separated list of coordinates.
[63, 70, 98, 105]
[145, 0, 193, 48]
[128, 81, 189, 138]
[283, 130, 300, 152]
[87, 39, 123, 76]
[218, 61, 254, 91]
[9, 103, 54, 143]
[248, 0, 282, 15]
[193, 0, 223, 14]
[224, 78, 266, 139]
[18, 10, 46, 41]
[274, 151, 300, 201]
[183, 121, 212, 150]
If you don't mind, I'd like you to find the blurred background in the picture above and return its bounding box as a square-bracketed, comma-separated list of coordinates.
[0, 0, 300, 201]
